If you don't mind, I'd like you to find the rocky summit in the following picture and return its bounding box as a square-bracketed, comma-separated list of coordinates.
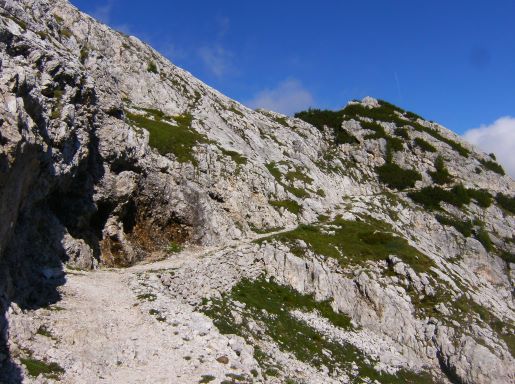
[0, 1, 514, 383]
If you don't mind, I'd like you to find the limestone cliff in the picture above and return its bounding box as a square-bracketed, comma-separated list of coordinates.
[0, 1, 513, 383]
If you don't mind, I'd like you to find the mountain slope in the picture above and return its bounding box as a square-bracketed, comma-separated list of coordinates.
[0, 1, 513, 383]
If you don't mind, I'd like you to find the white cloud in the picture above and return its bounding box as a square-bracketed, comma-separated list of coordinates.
[161, 43, 188, 62]
[216, 16, 230, 38]
[92, 1, 113, 24]
[197, 45, 233, 77]
[246, 79, 315, 116]
[463, 116, 515, 178]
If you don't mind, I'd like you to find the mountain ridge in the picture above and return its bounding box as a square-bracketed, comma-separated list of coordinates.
[0, 1, 513, 383]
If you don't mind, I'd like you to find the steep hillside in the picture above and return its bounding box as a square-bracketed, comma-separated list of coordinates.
[0, 1, 513, 383]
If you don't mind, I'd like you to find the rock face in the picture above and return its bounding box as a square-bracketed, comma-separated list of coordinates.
[0, 1, 514, 383]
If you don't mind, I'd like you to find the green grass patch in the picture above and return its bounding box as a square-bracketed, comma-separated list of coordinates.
[166, 241, 183, 254]
[36, 325, 55, 339]
[260, 219, 433, 274]
[270, 200, 301, 215]
[287, 186, 310, 198]
[220, 148, 247, 165]
[228, 106, 244, 117]
[36, 30, 48, 40]
[229, 278, 353, 330]
[266, 162, 311, 198]
[376, 163, 421, 190]
[8, 15, 27, 30]
[202, 278, 434, 383]
[126, 111, 208, 165]
[480, 159, 505, 176]
[137, 293, 157, 302]
[60, 27, 73, 38]
[20, 357, 64, 379]
[80, 47, 89, 64]
[137, 107, 167, 120]
[266, 162, 282, 183]
[453, 296, 515, 357]
[50, 89, 64, 120]
[249, 224, 285, 234]
[199, 375, 216, 383]
[285, 168, 313, 185]
[414, 137, 436, 152]
[274, 116, 289, 127]
[316, 188, 326, 197]
[149, 309, 166, 321]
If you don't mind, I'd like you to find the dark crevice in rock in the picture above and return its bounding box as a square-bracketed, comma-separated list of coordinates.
[436, 350, 465, 384]
[208, 191, 225, 203]
[110, 159, 142, 175]
[121, 199, 137, 233]
[90, 200, 115, 238]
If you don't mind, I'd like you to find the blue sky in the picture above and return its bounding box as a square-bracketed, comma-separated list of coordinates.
[69, 0, 515, 174]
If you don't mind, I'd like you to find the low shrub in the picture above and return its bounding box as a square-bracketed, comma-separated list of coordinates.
[294, 108, 343, 130]
[411, 124, 470, 157]
[429, 156, 452, 185]
[480, 159, 505, 176]
[147, 60, 158, 74]
[387, 136, 404, 152]
[436, 214, 473, 237]
[467, 189, 492, 208]
[414, 137, 436, 152]
[475, 227, 493, 251]
[376, 163, 421, 190]
[496, 193, 515, 214]
[342, 101, 410, 127]
[335, 128, 358, 144]
[384, 136, 404, 163]
[394, 127, 409, 139]
[408, 184, 470, 210]
[361, 120, 387, 138]
[405, 110, 423, 121]
[293, 108, 357, 145]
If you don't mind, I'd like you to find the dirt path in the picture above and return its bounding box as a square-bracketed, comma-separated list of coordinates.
[13, 231, 291, 383]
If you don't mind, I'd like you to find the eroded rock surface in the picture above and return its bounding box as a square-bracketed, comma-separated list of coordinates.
[0, 1, 514, 383]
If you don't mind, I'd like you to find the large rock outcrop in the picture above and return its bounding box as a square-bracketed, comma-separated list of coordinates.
[0, 1, 513, 383]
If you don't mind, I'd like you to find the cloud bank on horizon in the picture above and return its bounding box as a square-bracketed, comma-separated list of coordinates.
[463, 116, 515, 178]
[246, 79, 314, 116]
